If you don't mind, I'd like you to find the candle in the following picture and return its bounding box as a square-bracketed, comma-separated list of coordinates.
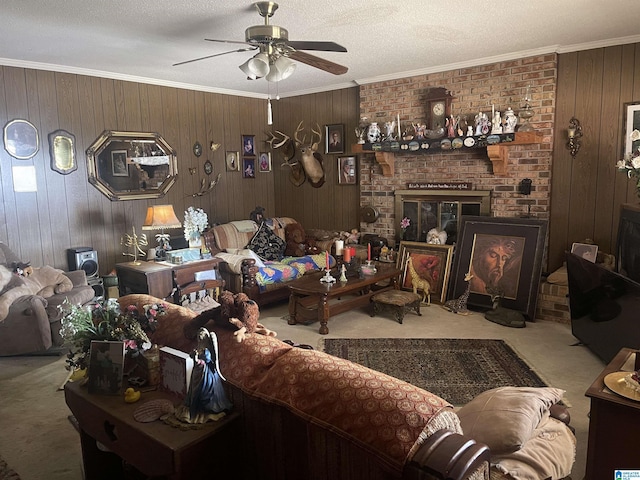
[397, 113, 401, 139]
[491, 104, 495, 119]
[335, 240, 344, 256]
[325, 250, 330, 270]
[367, 243, 371, 261]
[343, 247, 351, 263]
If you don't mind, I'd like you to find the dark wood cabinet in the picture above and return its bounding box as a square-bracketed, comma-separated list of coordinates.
[585, 348, 640, 479]
[116, 258, 223, 302]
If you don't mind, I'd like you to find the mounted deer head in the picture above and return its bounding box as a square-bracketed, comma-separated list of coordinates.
[266, 130, 305, 186]
[293, 121, 325, 188]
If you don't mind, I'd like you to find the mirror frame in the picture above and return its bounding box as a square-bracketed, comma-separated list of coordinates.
[86, 130, 178, 201]
[49, 129, 77, 175]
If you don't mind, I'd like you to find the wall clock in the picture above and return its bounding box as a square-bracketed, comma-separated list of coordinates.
[425, 88, 453, 130]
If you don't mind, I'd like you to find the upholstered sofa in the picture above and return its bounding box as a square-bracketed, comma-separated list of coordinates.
[119, 293, 576, 480]
[0, 242, 95, 356]
[203, 218, 339, 307]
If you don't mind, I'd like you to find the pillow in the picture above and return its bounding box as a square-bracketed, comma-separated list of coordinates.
[456, 386, 565, 455]
[248, 222, 286, 261]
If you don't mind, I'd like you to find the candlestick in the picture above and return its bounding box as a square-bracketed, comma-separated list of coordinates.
[367, 243, 371, 261]
[325, 250, 330, 270]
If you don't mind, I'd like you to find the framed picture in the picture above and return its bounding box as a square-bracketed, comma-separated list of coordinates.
[226, 151, 239, 171]
[337, 156, 357, 185]
[203, 160, 213, 175]
[258, 152, 271, 172]
[3, 119, 39, 160]
[449, 216, 548, 320]
[571, 242, 598, 263]
[623, 101, 640, 157]
[242, 134, 255, 156]
[325, 124, 344, 154]
[242, 157, 255, 178]
[48, 129, 77, 175]
[111, 150, 129, 176]
[87, 340, 125, 395]
[397, 241, 454, 304]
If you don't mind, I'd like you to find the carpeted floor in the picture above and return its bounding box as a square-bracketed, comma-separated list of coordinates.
[0, 455, 20, 480]
[322, 338, 547, 405]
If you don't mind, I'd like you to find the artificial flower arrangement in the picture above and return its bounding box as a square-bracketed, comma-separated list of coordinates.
[184, 206, 209, 242]
[59, 298, 167, 372]
[616, 128, 640, 196]
[400, 216, 411, 239]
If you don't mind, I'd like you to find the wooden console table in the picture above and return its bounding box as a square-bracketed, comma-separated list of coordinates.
[115, 258, 223, 303]
[64, 381, 240, 479]
[584, 347, 640, 479]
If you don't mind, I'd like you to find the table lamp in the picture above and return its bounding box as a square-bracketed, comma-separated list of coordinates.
[142, 204, 181, 260]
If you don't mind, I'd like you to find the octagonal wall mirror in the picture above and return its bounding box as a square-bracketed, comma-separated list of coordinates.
[86, 130, 177, 201]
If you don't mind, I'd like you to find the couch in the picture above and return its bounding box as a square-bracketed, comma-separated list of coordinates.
[0, 242, 95, 356]
[203, 218, 340, 307]
[119, 293, 576, 480]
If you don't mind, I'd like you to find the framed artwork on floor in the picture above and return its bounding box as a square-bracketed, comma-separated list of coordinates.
[448, 216, 548, 320]
[397, 241, 454, 304]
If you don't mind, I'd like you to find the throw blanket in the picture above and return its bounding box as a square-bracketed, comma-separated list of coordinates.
[255, 254, 329, 292]
[230, 220, 257, 233]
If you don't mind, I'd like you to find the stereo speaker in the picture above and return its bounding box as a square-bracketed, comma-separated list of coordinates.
[88, 278, 104, 298]
[67, 247, 99, 279]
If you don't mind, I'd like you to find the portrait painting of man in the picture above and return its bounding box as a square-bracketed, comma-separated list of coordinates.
[468, 234, 525, 299]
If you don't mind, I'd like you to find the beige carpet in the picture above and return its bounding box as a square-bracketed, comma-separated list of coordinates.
[0, 300, 605, 480]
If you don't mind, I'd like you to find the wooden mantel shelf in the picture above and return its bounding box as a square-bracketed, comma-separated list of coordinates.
[352, 131, 542, 176]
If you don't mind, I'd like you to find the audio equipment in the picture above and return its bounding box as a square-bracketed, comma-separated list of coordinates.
[67, 247, 99, 279]
[88, 278, 104, 298]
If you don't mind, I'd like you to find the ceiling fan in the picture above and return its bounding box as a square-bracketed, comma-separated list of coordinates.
[173, 1, 348, 82]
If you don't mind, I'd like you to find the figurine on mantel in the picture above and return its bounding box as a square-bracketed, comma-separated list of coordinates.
[474, 112, 490, 136]
[384, 121, 396, 141]
[491, 111, 503, 134]
[503, 108, 517, 133]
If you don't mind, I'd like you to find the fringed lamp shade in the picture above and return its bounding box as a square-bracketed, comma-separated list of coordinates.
[141, 205, 181, 231]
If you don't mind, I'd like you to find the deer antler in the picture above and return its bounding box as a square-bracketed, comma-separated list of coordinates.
[294, 121, 306, 146]
[311, 123, 322, 149]
[266, 130, 291, 149]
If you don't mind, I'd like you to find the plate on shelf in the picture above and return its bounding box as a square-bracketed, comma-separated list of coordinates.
[603, 371, 640, 401]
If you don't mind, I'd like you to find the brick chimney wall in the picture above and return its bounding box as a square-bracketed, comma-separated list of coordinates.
[358, 54, 557, 246]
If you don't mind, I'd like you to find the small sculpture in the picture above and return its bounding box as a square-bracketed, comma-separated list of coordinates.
[121, 226, 148, 265]
[474, 112, 489, 136]
[384, 121, 396, 141]
[484, 287, 525, 328]
[426, 228, 447, 245]
[406, 257, 431, 305]
[491, 111, 503, 134]
[443, 272, 473, 315]
[503, 108, 517, 133]
[367, 122, 381, 143]
[339, 264, 347, 282]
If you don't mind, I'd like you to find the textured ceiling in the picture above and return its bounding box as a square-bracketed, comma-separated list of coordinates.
[1, 1, 639, 99]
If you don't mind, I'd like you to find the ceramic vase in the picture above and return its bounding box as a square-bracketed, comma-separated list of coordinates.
[503, 108, 517, 133]
[367, 122, 381, 143]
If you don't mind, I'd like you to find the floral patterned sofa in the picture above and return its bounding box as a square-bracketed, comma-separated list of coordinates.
[203, 218, 338, 307]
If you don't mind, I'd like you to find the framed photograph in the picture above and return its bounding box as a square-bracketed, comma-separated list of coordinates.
[449, 216, 548, 320]
[325, 124, 344, 154]
[111, 150, 129, 176]
[258, 152, 271, 172]
[48, 129, 77, 175]
[3, 119, 39, 160]
[623, 101, 640, 157]
[242, 134, 255, 156]
[226, 151, 239, 171]
[397, 241, 454, 304]
[242, 157, 255, 178]
[571, 242, 598, 263]
[337, 156, 357, 185]
[87, 340, 125, 395]
[203, 160, 213, 175]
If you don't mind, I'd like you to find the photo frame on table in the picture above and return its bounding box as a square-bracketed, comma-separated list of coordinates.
[325, 124, 344, 154]
[111, 150, 129, 176]
[258, 152, 272, 172]
[448, 216, 548, 320]
[397, 241, 454, 304]
[623, 101, 640, 157]
[337, 156, 357, 185]
[3, 119, 39, 160]
[226, 151, 239, 171]
[242, 134, 255, 156]
[242, 157, 255, 178]
[571, 242, 598, 263]
[87, 340, 125, 395]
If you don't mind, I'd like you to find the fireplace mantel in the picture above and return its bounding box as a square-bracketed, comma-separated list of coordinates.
[352, 131, 542, 176]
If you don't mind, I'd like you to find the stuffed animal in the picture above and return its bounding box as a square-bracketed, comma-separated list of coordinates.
[216, 291, 276, 343]
[346, 229, 360, 244]
[426, 228, 447, 245]
[284, 223, 319, 257]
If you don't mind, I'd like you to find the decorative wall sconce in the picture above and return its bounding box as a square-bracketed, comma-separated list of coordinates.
[567, 117, 582, 159]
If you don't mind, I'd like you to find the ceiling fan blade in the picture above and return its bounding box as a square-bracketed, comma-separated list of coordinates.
[205, 38, 252, 47]
[286, 41, 347, 53]
[289, 51, 348, 75]
[173, 47, 257, 67]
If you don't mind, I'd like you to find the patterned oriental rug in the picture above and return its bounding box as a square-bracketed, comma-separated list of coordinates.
[322, 338, 547, 405]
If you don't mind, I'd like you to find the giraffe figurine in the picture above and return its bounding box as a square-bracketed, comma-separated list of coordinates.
[406, 257, 431, 305]
[443, 272, 474, 315]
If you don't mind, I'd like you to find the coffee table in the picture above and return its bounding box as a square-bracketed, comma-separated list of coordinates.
[287, 263, 402, 334]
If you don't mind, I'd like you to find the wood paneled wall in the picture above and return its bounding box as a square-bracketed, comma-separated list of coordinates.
[550, 43, 640, 271]
[0, 66, 359, 276]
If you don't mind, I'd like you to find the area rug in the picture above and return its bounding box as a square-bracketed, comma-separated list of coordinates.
[0, 455, 20, 480]
[322, 338, 547, 405]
